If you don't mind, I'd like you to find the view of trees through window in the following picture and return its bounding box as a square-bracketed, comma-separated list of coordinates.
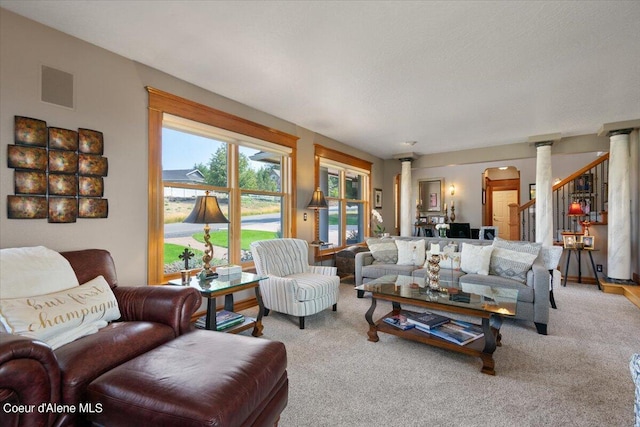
[162, 126, 287, 275]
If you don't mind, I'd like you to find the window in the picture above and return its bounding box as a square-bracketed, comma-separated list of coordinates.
[147, 88, 297, 284]
[314, 145, 371, 250]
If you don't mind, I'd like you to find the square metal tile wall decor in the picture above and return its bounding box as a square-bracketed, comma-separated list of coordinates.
[14, 116, 47, 146]
[7, 115, 108, 221]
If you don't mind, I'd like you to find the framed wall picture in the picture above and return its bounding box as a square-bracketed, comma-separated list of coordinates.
[7, 195, 48, 219]
[374, 188, 382, 209]
[418, 178, 443, 212]
[14, 170, 47, 195]
[48, 127, 78, 150]
[7, 145, 47, 170]
[529, 183, 536, 200]
[479, 226, 498, 240]
[14, 116, 47, 146]
[574, 173, 592, 192]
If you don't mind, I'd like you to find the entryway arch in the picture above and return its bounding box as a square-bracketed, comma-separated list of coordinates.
[483, 167, 520, 239]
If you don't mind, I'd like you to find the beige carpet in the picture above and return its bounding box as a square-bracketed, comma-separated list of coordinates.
[240, 279, 639, 427]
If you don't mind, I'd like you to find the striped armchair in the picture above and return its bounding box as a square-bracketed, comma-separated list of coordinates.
[251, 238, 340, 329]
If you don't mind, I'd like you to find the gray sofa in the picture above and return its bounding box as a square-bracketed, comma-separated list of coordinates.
[355, 236, 551, 335]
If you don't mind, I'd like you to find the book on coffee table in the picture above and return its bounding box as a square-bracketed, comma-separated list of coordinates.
[405, 311, 450, 330]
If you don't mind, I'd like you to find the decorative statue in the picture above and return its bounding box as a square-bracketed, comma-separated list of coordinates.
[428, 254, 441, 290]
[179, 247, 195, 270]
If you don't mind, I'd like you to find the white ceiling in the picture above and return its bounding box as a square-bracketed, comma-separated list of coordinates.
[2, 1, 639, 159]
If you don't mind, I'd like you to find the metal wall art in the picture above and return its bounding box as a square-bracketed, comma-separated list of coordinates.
[7, 116, 108, 222]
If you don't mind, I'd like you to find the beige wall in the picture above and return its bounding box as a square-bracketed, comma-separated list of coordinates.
[0, 9, 382, 284]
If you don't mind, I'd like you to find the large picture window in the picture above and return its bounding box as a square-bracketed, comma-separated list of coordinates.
[148, 88, 297, 284]
[314, 145, 371, 250]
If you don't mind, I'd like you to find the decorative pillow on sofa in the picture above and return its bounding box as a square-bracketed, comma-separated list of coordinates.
[396, 239, 426, 266]
[424, 244, 461, 269]
[460, 243, 493, 275]
[489, 237, 542, 284]
[0, 275, 121, 350]
[366, 238, 398, 264]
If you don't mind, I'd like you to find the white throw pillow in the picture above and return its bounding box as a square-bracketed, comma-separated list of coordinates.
[396, 240, 426, 266]
[460, 243, 493, 275]
[0, 246, 79, 299]
[0, 275, 121, 350]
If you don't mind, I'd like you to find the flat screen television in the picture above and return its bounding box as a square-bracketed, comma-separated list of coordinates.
[448, 223, 471, 238]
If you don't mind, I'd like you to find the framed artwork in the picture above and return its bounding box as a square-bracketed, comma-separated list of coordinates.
[14, 170, 47, 195]
[48, 197, 77, 223]
[78, 128, 104, 154]
[479, 226, 498, 240]
[7, 195, 48, 219]
[574, 173, 592, 192]
[78, 154, 108, 176]
[49, 150, 78, 173]
[529, 183, 536, 200]
[419, 178, 443, 212]
[7, 145, 47, 170]
[79, 198, 109, 218]
[48, 127, 78, 150]
[582, 236, 595, 250]
[562, 234, 577, 249]
[374, 188, 382, 209]
[14, 116, 47, 146]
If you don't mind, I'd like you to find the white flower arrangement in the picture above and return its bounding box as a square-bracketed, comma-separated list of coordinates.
[435, 223, 449, 230]
[371, 209, 385, 235]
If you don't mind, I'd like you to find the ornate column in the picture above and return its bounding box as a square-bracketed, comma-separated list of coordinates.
[535, 141, 554, 246]
[399, 157, 413, 237]
[607, 129, 632, 280]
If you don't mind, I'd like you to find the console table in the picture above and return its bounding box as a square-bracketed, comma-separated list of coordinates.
[562, 248, 601, 290]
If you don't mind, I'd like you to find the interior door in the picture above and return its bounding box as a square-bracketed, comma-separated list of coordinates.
[492, 190, 518, 239]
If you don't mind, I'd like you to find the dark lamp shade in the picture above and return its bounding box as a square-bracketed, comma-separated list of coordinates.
[184, 195, 229, 224]
[567, 201, 584, 216]
[307, 187, 328, 209]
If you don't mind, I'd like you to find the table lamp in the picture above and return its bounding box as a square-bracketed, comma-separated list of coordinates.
[567, 200, 584, 232]
[307, 187, 328, 245]
[184, 191, 229, 277]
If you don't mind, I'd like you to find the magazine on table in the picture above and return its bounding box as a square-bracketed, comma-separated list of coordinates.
[382, 313, 415, 330]
[415, 319, 484, 345]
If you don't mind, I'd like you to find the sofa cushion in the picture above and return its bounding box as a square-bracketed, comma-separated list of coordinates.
[412, 268, 467, 282]
[460, 243, 493, 275]
[0, 246, 79, 299]
[0, 275, 121, 350]
[366, 238, 398, 264]
[396, 239, 426, 266]
[490, 238, 541, 284]
[362, 264, 416, 279]
[55, 321, 175, 405]
[460, 274, 534, 303]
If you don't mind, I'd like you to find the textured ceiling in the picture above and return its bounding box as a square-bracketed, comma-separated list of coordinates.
[2, 1, 639, 159]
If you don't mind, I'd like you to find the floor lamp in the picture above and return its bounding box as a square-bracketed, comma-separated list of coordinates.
[184, 191, 229, 278]
[307, 187, 328, 245]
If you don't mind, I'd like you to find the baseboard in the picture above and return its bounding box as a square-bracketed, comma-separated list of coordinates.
[563, 275, 598, 285]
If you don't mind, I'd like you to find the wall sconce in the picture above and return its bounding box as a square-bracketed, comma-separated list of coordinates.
[449, 184, 455, 196]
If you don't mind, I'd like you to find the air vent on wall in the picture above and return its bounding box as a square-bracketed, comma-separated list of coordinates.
[41, 65, 74, 109]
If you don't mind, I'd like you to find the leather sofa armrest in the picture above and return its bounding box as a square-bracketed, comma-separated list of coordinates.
[113, 285, 202, 336]
[0, 334, 61, 427]
[354, 251, 373, 286]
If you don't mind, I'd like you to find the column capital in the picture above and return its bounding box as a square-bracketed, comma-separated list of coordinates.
[608, 128, 633, 137]
[393, 152, 417, 162]
[534, 141, 554, 148]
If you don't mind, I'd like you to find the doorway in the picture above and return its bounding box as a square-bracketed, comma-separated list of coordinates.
[484, 167, 520, 239]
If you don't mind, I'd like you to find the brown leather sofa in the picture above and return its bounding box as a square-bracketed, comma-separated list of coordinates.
[0, 249, 288, 427]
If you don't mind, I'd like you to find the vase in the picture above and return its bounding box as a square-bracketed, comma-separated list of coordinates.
[428, 254, 441, 290]
[438, 228, 447, 237]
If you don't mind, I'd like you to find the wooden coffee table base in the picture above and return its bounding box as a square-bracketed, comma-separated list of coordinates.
[364, 296, 505, 375]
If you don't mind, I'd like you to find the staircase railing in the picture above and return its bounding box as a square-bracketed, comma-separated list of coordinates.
[513, 153, 609, 242]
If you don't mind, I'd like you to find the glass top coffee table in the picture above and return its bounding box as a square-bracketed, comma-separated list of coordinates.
[355, 274, 518, 375]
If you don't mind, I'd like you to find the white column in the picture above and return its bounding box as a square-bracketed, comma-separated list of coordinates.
[535, 142, 554, 246]
[607, 129, 632, 280]
[400, 158, 412, 236]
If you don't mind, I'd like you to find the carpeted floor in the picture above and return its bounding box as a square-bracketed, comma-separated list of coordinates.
[240, 278, 640, 427]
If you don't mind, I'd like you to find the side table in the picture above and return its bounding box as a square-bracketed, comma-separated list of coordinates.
[562, 248, 601, 290]
[169, 272, 266, 336]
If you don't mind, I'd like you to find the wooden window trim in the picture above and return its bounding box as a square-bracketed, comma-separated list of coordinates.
[147, 87, 298, 284]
